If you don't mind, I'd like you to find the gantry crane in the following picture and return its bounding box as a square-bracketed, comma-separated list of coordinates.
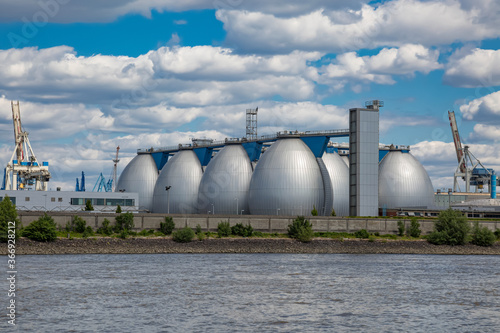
[3, 101, 51, 190]
[448, 111, 495, 193]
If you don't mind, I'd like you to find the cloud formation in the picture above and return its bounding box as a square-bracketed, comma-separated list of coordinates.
[218, 0, 500, 53]
[444, 48, 500, 88]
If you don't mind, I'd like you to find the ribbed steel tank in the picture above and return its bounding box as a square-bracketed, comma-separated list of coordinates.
[341, 155, 349, 168]
[248, 138, 325, 215]
[115, 154, 158, 212]
[198, 144, 253, 214]
[152, 150, 203, 214]
[322, 152, 349, 216]
[378, 151, 434, 209]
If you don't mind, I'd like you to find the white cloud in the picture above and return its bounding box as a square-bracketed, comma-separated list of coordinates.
[459, 90, 500, 122]
[0, 0, 366, 23]
[444, 48, 500, 88]
[217, 0, 500, 53]
[318, 44, 441, 90]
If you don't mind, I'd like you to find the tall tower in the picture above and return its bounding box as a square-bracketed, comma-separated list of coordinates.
[246, 107, 258, 140]
[349, 100, 382, 216]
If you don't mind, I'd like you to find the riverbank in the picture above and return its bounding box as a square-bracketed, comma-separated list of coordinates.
[4, 237, 500, 255]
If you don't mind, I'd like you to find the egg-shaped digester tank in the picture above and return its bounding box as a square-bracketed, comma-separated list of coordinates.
[115, 154, 158, 212]
[378, 150, 434, 209]
[322, 152, 349, 216]
[248, 138, 325, 216]
[152, 150, 203, 214]
[198, 144, 253, 214]
[341, 155, 349, 168]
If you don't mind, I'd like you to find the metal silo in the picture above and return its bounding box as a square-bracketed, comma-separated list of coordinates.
[115, 154, 158, 212]
[153, 150, 203, 214]
[248, 138, 325, 216]
[198, 144, 253, 215]
[341, 155, 349, 168]
[322, 152, 349, 216]
[378, 150, 434, 209]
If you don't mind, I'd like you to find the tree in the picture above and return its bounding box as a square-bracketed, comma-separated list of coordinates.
[470, 221, 496, 247]
[115, 212, 134, 232]
[85, 200, 94, 211]
[160, 216, 175, 235]
[407, 217, 421, 238]
[22, 213, 57, 242]
[330, 209, 336, 217]
[427, 208, 470, 245]
[116, 205, 122, 213]
[311, 205, 318, 216]
[288, 216, 313, 242]
[0, 195, 20, 242]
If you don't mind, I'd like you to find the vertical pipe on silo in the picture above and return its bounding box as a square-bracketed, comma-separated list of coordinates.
[491, 174, 497, 199]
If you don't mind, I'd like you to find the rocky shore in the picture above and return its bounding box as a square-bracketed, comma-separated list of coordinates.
[3, 237, 500, 255]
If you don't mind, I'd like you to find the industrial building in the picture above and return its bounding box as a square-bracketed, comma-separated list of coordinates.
[115, 102, 440, 216]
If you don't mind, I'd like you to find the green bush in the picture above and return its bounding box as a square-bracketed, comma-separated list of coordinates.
[407, 217, 421, 238]
[397, 221, 405, 236]
[172, 227, 195, 243]
[116, 205, 122, 213]
[217, 221, 231, 237]
[427, 208, 470, 245]
[197, 232, 205, 241]
[311, 205, 318, 216]
[470, 222, 496, 247]
[0, 195, 20, 242]
[22, 213, 57, 242]
[115, 212, 134, 232]
[354, 229, 370, 239]
[85, 200, 94, 211]
[330, 209, 336, 216]
[195, 224, 202, 235]
[231, 223, 254, 237]
[494, 229, 500, 240]
[288, 216, 313, 242]
[73, 216, 87, 233]
[160, 217, 175, 235]
[82, 226, 94, 238]
[119, 229, 129, 239]
[97, 218, 114, 236]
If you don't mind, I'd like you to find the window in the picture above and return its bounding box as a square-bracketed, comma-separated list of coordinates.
[25, 197, 30, 202]
[51, 197, 56, 202]
[58, 198, 63, 202]
[70, 198, 84, 205]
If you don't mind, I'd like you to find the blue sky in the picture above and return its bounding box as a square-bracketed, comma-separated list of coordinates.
[0, 0, 500, 191]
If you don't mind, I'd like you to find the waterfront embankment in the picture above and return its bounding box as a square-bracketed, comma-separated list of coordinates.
[4, 237, 500, 255]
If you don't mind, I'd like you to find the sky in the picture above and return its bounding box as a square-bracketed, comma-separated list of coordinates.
[0, 0, 500, 192]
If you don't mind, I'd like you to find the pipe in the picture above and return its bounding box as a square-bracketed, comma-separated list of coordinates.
[491, 174, 497, 199]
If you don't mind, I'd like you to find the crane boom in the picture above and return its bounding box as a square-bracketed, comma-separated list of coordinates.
[11, 101, 24, 162]
[448, 111, 466, 174]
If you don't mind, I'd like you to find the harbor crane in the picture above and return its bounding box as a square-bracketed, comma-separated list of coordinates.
[3, 101, 51, 191]
[448, 110, 495, 193]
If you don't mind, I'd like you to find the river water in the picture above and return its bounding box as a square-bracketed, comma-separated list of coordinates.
[4, 254, 500, 332]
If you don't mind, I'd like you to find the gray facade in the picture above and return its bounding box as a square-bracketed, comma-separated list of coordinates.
[349, 103, 380, 216]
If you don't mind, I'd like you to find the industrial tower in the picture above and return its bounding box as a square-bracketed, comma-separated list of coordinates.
[3, 101, 51, 191]
[246, 107, 258, 140]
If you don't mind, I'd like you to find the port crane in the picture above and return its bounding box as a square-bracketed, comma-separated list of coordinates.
[448, 110, 495, 193]
[3, 101, 51, 191]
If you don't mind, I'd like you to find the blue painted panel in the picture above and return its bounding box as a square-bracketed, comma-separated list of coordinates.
[151, 152, 171, 170]
[326, 147, 338, 153]
[300, 136, 329, 158]
[193, 147, 214, 166]
[242, 142, 263, 161]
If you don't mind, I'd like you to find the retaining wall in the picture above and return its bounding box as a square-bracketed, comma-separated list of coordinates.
[17, 212, 500, 235]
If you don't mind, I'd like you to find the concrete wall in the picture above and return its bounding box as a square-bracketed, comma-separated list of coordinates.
[17, 212, 500, 235]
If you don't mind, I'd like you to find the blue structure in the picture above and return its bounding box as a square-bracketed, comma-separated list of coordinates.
[75, 171, 85, 192]
[491, 174, 497, 199]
